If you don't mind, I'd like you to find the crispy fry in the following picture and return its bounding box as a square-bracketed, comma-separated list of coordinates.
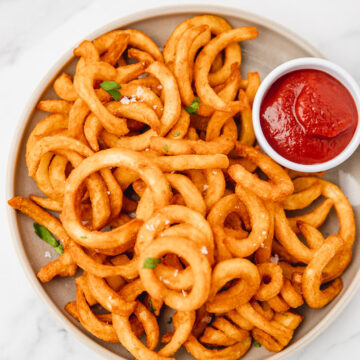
[229, 143, 294, 202]
[303, 236, 344, 308]
[195, 27, 258, 111]
[206, 258, 260, 313]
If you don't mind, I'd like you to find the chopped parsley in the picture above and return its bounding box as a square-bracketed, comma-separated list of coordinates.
[100, 81, 122, 101]
[33, 223, 64, 255]
[149, 299, 156, 314]
[185, 97, 200, 115]
[143, 257, 161, 269]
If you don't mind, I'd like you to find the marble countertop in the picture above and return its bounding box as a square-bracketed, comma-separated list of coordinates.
[1, 0, 360, 359]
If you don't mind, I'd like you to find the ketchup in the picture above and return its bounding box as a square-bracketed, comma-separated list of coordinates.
[260, 69, 358, 164]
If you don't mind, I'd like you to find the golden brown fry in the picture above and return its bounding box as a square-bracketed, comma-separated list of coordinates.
[195, 27, 258, 111]
[302, 236, 344, 308]
[146, 61, 181, 135]
[53, 73, 78, 101]
[206, 258, 260, 313]
[37, 99, 73, 114]
[229, 143, 294, 202]
[61, 148, 171, 249]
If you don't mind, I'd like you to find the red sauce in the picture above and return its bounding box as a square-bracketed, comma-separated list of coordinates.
[260, 69, 358, 164]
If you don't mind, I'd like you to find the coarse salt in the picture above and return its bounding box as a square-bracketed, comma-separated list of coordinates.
[145, 223, 155, 231]
[44, 251, 51, 259]
[260, 243, 265, 248]
[201, 246, 208, 255]
[120, 96, 130, 104]
[163, 279, 170, 285]
[182, 289, 187, 297]
[136, 86, 144, 97]
[174, 269, 179, 277]
[157, 84, 163, 90]
[203, 184, 209, 191]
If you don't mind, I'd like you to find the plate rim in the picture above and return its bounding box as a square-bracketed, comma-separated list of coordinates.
[6, 4, 359, 360]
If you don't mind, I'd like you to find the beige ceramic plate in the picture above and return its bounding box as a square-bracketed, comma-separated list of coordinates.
[6, 4, 360, 360]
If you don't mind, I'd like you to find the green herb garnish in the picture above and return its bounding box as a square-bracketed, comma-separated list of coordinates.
[173, 132, 180, 137]
[185, 97, 200, 115]
[254, 342, 261, 348]
[33, 223, 64, 255]
[149, 299, 156, 314]
[143, 257, 161, 269]
[164, 144, 169, 153]
[80, 235, 88, 239]
[100, 81, 122, 101]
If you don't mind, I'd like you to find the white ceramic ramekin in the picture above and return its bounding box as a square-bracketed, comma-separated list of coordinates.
[252, 57, 360, 172]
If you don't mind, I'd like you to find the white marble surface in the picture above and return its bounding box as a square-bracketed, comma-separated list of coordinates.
[1, 0, 360, 359]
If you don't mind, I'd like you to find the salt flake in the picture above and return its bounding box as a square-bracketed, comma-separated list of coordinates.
[136, 86, 144, 97]
[120, 96, 130, 104]
[200, 246, 208, 255]
[145, 223, 155, 231]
